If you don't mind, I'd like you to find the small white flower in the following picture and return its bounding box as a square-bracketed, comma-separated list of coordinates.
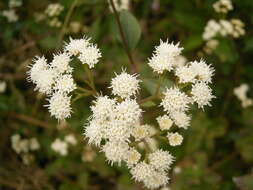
[64, 134, 77, 145]
[156, 115, 173, 131]
[2, 9, 18, 22]
[161, 87, 191, 114]
[108, 0, 130, 12]
[148, 149, 174, 171]
[213, 0, 233, 14]
[132, 124, 151, 141]
[9, 0, 22, 8]
[78, 44, 101, 68]
[102, 141, 129, 166]
[113, 99, 142, 126]
[110, 70, 140, 99]
[202, 19, 221, 40]
[191, 82, 215, 109]
[64, 37, 90, 56]
[155, 40, 183, 58]
[29, 138, 40, 151]
[125, 147, 141, 167]
[219, 19, 233, 36]
[0, 81, 7, 93]
[173, 55, 187, 68]
[143, 170, 169, 189]
[170, 111, 191, 129]
[148, 54, 174, 74]
[189, 60, 214, 84]
[130, 162, 155, 182]
[175, 65, 196, 84]
[167, 132, 183, 146]
[91, 96, 116, 121]
[85, 119, 105, 146]
[46, 92, 72, 120]
[51, 138, 68, 156]
[105, 121, 131, 142]
[51, 53, 72, 74]
[54, 74, 76, 94]
[45, 3, 64, 17]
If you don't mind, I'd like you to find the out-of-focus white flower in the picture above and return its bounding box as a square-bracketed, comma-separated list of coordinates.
[64, 37, 90, 56]
[68, 21, 82, 34]
[45, 3, 64, 17]
[203, 39, 219, 54]
[0, 81, 7, 93]
[148, 40, 183, 74]
[46, 92, 72, 120]
[48, 17, 62, 28]
[110, 70, 140, 99]
[219, 19, 233, 36]
[2, 9, 18, 22]
[132, 124, 151, 141]
[148, 149, 174, 171]
[230, 19, 245, 38]
[29, 138, 40, 151]
[82, 146, 96, 162]
[156, 115, 173, 131]
[102, 141, 129, 166]
[9, 0, 22, 8]
[167, 132, 183, 146]
[173, 166, 182, 174]
[54, 74, 76, 94]
[170, 111, 191, 129]
[113, 99, 142, 126]
[51, 138, 68, 156]
[78, 44, 102, 68]
[213, 0, 233, 14]
[173, 55, 187, 68]
[51, 53, 72, 74]
[189, 60, 214, 84]
[202, 20, 221, 40]
[91, 96, 116, 121]
[234, 84, 253, 108]
[191, 82, 215, 109]
[161, 87, 190, 114]
[64, 134, 77, 145]
[125, 147, 141, 166]
[108, 0, 130, 12]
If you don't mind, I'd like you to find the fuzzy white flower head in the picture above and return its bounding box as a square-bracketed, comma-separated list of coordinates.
[191, 82, 215, 109]
[29, 138, 40, 151]
[125, 147, 141, 167]
[0, 81, 7, 93]
[85, 119, 105, 146]
[155, 40, 183, 58]
[51, 53, 72, 74]
[234, 83, 250, 101]
[167, 132, 183, 146]
[148, 54, 174, 74]
[110, 70, 140, 99]
[170, 111, 191, 129]
[102, 141, 129, 166]
[202, 19, 221, 40]
[156, 115, 173, 131]
[35, 68, 58, 95]
[173, 55, 187, 68]
[143, 170, 169, 190]
[45, 3, 64, 17]
[161, 87, 191, 114]
[175, 65, 196, 84]
[2, 9, 18, 22]
[132, 124, 151, 141]
[105, 121, 131, 142]
[64, 37, 90, 56]
[113, 99, 142, 126]
[46, 92, 72, 120]
[27, 56, 49, 84]
[213, 0, 233, 14]
[91, 96, 116, 121]
[64, 134, 77, 145]
[130, 162, 155, 182]
[54, 74, 76, 94]
[51, 138, 68, 156]
[78, 44, 102, 68]
[189, 60, 214, 84]
[148, 149, 174, 171]
[219, 19, 233, 36]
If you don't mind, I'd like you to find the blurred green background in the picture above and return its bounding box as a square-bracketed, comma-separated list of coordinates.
[1, 0, 253, 189]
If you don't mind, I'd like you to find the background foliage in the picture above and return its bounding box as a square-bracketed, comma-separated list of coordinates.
[1, 0, 253, 189]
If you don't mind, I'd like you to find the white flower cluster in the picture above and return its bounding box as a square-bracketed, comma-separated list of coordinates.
[84, 39, 215, 189]
[234, 84, 253, 108]
[108, 0, 130, 12]
[1, 0, 22, 22]
[148, 40, 183, 74]
[44, 3, 64, 27]
[213, 0, 233, 13]
[11, 134, 40, 165]
[51, 134, 77, 156]
[9, 0, 22, 8]
[27, 36, 101, 120]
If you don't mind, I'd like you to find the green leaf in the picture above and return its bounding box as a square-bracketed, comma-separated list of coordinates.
[119, 10, 141, 50]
